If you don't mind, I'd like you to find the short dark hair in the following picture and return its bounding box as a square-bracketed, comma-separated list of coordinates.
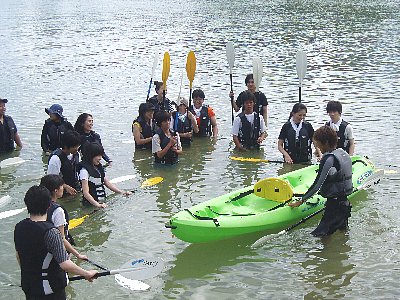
[242, 91, 255, 103]
[74, 113, 93, 134]
[154, 81, 163, 92]
[245, 74, 254, 85]
[82, 142, 104, 163]
[192, 89, 205, 99]
[40, 174, 64, 194]
[314, 126, 338, 150]
[155, 111, 171, 127]
[24, 185, 51, 215]
[61, 130, 81, 149]
[326, 101, 342, 114]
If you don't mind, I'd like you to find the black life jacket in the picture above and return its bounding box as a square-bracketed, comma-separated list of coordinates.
[154, 128, 178, 165]
[132, 116, 154, 150]
[283, 121, 312, 163]
[189, 105, 211, 137]
[238, 112, 260, 149]
[49, 149, 80, 190]
[172, 111, 192, 145]
[148, 96, 173, 113]
[320, 148, 353, 198]
[0, 115, 17, 152]
[43, 119, 73, 151]
[325, 120, 350, 153]
[46, 202, 75, 246]
[14, 219, 67, 296]
[78, 161, 106, 205]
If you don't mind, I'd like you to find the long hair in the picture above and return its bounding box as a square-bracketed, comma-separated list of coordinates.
[74, 113, 93, 134]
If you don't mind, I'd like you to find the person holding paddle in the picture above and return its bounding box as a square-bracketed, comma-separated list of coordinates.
[189, 89, 218, 139]
[229, 74, 268, 127]
[132, 102, 156, 150]
[232, 91, 267, 151]
[0, 97, 23, 154]
[278, 103, 321, 164]
[289, 126, 353, 236]
[79, 142, 131, 208]
[171, 98, 198, 146]
[14, 185, 97, 299]
[148, 81, 175, 114]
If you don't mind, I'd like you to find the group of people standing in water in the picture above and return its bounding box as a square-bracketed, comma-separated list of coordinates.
[2, 70, 358, 299]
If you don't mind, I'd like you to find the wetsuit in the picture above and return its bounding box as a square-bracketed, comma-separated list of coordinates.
[0, 115, 17, 153]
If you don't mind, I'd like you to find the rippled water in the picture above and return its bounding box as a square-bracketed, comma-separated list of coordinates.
[1, 0, 399, 299]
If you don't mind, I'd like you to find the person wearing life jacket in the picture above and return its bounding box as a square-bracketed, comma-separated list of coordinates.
[229, 74, 269, 127]
[148, 81, 176, 114]
[325, 100, 355, 155]
[132, 102, 156, 150]
[47, 130, 81, 196]
[41, 174, 88, 261]
[74, 113, 112, 164]
[171, 97, 198, 146]
[289, 126, 353, 237]
[41, 104, 74, 155]
[278, 103, 322, 164]
[14, 185, 97, 299]
[152, 111, 182, 164]
[0, 97, 23, 154]
[232, 91, 267, 151]
[188, 89, 218, 139]
[79, 142, 131, 208]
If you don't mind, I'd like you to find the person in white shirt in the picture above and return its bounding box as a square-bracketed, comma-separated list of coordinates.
[232, 91, 267, 151]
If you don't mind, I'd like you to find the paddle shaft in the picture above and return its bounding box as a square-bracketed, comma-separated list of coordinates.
[69, 265, 150, 281]
[230, 73, 234, 124]
[146, 78, 153, 102]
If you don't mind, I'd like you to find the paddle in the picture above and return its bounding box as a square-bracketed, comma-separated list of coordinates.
[230, 156, 284, 164]
[69, 257, 164, 281]
[0, 157, 25, 169]
[186, 51, 196, 108]
[296, 49, 307, 103]
[69, 176, 164, 229]
[0, 207, 26, 220]
[162, 52, 170, 110]
[146, 53, 159, 102]
[226, 42, 235, 124]
[0, 195, 11, 208]
[251, 169, 384, 248]
[253, 57, 263, 116]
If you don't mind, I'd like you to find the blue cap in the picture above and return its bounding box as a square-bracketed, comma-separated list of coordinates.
[45, 104, 64, 119]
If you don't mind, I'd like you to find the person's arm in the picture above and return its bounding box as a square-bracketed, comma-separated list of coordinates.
[14, 132, 23, 149]
[208, 107, 218, 138]
[188, 111, 199, 134]
[133, 122, 152, 146]
[257, 115, 267, 144]
[345, 125, 355, 156]
[172, 134, 182, 155]
[104, 177, 131, 196]
[155, 135, 178, 158]
[232, 117, 246, 151]
[348, 139, 355, 156]
[41, 122, 50, 153]
[58, 225, 87, 260]
[278, 139, 293, 163]
[262, 105, 268, 128]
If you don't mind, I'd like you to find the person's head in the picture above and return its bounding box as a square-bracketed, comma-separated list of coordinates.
[82, 142, 104, 166]
[242, 91, 255, 113]
[326, 101, 342, 123]
[245, 74, 256, 92]
[192, 89, 205, 109]
[45, 104, 64, 122]
[177, 97, 188, 114]
[61, 130, 81, 154]
[313, 126, 338, 153]
[138, 102, 155, 120]
[74, 113, 93, 134]
[289, 103, 308, 123]
[154, 81, 165, 96]
[155, 111, 171, 129]
[40, 174, 64, 200]
[24, 185, 52, 216]
[0, 98, 7, 116]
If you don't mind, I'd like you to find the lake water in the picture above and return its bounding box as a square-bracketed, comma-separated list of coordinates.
[1, 0, 399, 299]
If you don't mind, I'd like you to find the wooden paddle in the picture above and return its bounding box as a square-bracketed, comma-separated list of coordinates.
[146, 53, 159, 102]
[162, 52, 170, 110]
[226, 42, 235, 124]
[296, 49, 307, 103]
[186, 51, 196, 108]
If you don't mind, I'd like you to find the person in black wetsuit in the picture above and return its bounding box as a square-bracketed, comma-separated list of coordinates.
[0, 97, 23, 154]
[289, 126, 353, 237]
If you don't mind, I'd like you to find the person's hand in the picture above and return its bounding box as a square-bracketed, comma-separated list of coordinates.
[45, 151, 51, 156]
[229, 91, 234, 100]
[77, 253, 88, 260]
[122, 191, 132, 196]
[288, 200, 303, 207]
[169, 136, 178, 147]
[257, 136, 265, 144]
[284, 154, 293, 164]
[85, 270, 98, 282]
[64, 185, 77, 196]
[185, 132, 192, 138]
[96, 202, 108, 209]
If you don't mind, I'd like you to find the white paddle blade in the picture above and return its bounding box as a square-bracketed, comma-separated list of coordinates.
[226, 42, 235, 71]
[252, 57, 263, 92]
[151, 52, 159, 78]
[116, 257, 165, 281]
[109, 175, 136, 184]
[115, 275, 150, 291]
[296, 50, 307, 84]
[0, 207, 26, 220]
[0, 195, 11, 208]
[0, 157, 25, 169]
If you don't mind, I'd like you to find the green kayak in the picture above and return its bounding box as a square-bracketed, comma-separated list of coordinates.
[166, 155, 377, 243]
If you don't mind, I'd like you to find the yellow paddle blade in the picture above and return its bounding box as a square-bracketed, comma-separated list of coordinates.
[230, 156, 268, 163]
[186, 51, 196, 83]
[254, 178, 294, 203]
[141, 176, 164, 187]
[69, 214, 89, 230]
[162, 52, 170, 88]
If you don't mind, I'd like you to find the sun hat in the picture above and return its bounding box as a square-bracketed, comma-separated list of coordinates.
[45, 104, 64, 119]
